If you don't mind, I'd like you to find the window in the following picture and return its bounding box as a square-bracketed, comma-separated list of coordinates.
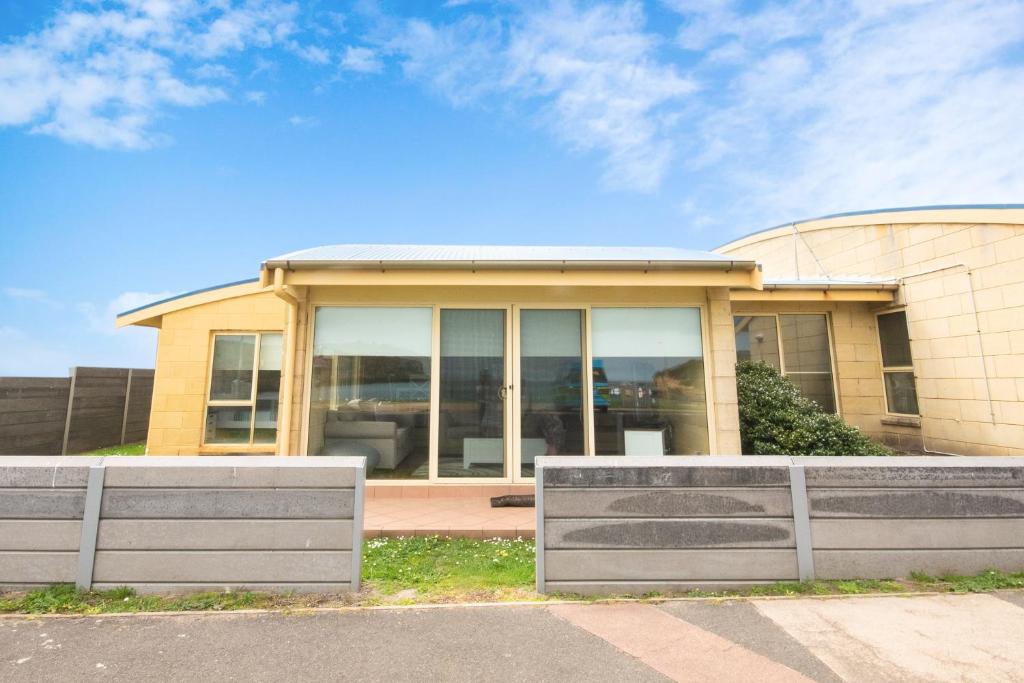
[591, 308, 709, 455]
[204, 332, 282, 445]
[734, 313, 838, 413]
[307, 307, 432, 480]
[877, 310, 919, 415]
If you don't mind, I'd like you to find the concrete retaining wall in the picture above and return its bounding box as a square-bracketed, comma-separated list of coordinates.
[0, 456, 365, 593]
[535, 455, 1024, 594]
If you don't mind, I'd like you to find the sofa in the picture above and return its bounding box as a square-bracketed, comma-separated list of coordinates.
[322, 405, 415, 470]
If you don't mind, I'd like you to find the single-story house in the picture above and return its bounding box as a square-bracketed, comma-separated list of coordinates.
[117, 205, 1024, 488]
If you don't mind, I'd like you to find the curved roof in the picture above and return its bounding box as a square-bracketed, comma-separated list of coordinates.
[115, 278, 262, 328]
[715, 204, 1024, 253]
[264, 244, 755, 270]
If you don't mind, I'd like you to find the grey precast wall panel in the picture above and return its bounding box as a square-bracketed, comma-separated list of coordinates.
[96, 519, 354, 551]
[101, 456, 362, 488]
[814, 549, 1024, 579]
[544, 488, 793, 519]
[92, 551, 353, 584]
[808, 488, 1024, 518]
[543, 465, 792, 488]
[545, 549, 799, 581]
[0, 456, 365, 593]
[89, 582, 353, 594]
[99, 488, 355, 519]
[536, 456, 1024, 593]
[0, 489, 87, 519]
[811, 519, 1024, 549]
[0, 552, 77, 584]
[545, 518, 795, 549]
[0, 520, 83, 550]
[799, 457, 1024, 488]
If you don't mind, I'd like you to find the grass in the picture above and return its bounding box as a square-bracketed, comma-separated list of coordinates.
[1, 537, 1022, 614]
[361, 536, 537, 604]
[81, 442, 146, 456]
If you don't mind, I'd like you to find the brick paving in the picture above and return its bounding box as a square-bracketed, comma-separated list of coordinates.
[364, 485, 535, 538]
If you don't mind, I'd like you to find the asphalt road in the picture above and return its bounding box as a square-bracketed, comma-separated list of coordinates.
[3, 592, 1024, 682]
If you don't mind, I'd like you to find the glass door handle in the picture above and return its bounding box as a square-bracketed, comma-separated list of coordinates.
[499, 385, 511, 400]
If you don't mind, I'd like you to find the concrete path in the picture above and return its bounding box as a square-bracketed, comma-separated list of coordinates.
[2, 592, 1024, 682]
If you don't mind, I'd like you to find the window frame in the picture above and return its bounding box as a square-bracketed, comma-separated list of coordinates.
[875, 308, 920, 417]
[733, 311, 841, 414]
[203, 331, 283, 448]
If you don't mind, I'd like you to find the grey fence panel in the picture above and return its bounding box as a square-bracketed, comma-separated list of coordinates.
[0, 456, 366, 593]
[537, 456, 1024, 594]
[0, 367, 155, 455]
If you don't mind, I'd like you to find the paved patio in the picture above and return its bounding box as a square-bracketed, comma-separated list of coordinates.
[364, 485, 535, 538]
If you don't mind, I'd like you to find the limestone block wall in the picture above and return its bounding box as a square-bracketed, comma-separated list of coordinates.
[719, 215, 1024, 455]
[706, 287, 742, 455]
[535, 456, 1024, 594]
[731, 301, 922, 451]
[0, 456, 364, 593]
[147, 291, 286, 455]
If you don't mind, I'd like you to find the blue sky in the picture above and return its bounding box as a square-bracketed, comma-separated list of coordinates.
[2, 0, 1023, 376]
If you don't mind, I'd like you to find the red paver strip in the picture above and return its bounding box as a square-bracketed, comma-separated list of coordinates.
[549, 603, 813, 683]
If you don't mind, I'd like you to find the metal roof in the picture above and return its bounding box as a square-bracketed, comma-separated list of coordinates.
[762, 277, 899, 290]
[264, 244, 755, 270]
[116, 278, 258, 318]
[715, 203, 1024, 251]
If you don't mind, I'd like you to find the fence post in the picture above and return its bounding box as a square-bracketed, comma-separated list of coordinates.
[76, 463, 106, 590]
[60, 367, 78, 456]
[350, 461, 365, 592]
[789, 461, 815, 582]
[119, 369, 133, 445]
[535, 464, 545, 593]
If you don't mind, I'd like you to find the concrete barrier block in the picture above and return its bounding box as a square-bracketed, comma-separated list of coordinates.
[103, 457, 360, 488]
[799, 456, 1024, 488]
[0, 457, 98, 487]
[546, 518, 794, 549]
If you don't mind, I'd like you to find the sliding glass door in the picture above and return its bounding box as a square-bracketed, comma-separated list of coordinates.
[516, 309, 586, 479]
[307, 303, 711, 480]
[437, 308, 509, 478]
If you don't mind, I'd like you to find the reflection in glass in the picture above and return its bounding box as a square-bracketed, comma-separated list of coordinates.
[204, 406, 252, 444]
[254, 333, 282, 444]
[779, 314, 836, 412]
[878, 311, 913, 367]
[209, 335, 255, 401]
[519, 310, 585, 477]
[591, 308, 709, 455]
[307, 308, 431, 479]
[884, 372, 919, 415]
[734, 316, 781, 370]
[438, 309, 506, 478]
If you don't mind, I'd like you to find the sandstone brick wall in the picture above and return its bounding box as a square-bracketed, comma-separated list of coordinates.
[706, 287, 742, 454]
[720, 219, 1024, 456]
[147, 292, 287, 455]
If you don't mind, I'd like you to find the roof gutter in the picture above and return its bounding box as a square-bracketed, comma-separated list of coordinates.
[761, 282, 899, 291]
[261, 258, 759, 272]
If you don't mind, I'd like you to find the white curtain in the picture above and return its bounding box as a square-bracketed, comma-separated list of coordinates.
[520, 309, 582, 357]
[314, 307, 432, 357]
[591, 308, 703, 358]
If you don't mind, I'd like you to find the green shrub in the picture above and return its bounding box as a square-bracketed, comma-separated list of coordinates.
[736, 361, 891, 456]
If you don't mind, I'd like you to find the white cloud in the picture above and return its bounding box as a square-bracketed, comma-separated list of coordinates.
[3, 287, 64, 309]
[289, 42, 331, 64]
[381, 1, 696, 192]
[668, 0, 1024, 232]
[193, 63, 234, 80]
[0, 1, 302, 149]
[288, 114, 317, 127]
[244, 89, 267, 104]
[340, 45, 383, 74]
[79, 290, 178, 335]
